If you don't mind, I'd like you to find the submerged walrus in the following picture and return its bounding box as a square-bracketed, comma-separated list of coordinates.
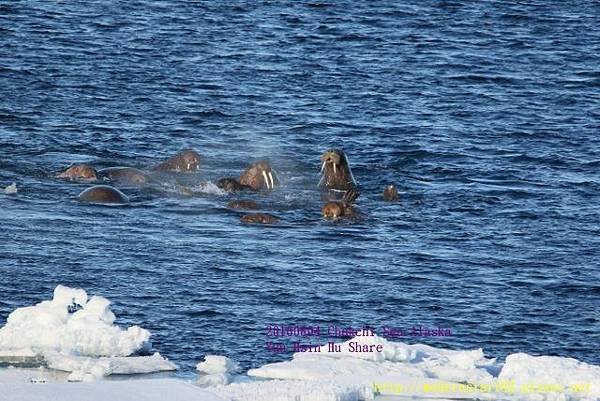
[318, 149, 358, 200]
[57, 164, 148, 185]
[322, 188, 359, 220]
[78, 185, 129, 204]
[152, 149, 201, 172]
[228, 200, 260, 210]
[240, 213, 279, 224]
[217, 160, 279, 192]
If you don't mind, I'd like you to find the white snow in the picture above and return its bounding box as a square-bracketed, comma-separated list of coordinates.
[196, 355, 239, 387]
[0, 368, 224, 401]
[0, 285, 176, 380]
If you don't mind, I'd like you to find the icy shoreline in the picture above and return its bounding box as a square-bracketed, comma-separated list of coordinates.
[1, 286, 598, 401]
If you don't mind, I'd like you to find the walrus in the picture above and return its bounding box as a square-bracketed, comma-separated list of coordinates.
[240, 213, 279, 224]
[97, 167, 149, 185]
[217, 160, 279, 192]
[318, 149, 357, 192]
[228, 200, 259, 210]
[56, 164, 98, 181]
[153, 149, 201, 172]
[322, 188, 359, 220]
[57, 164, 148, 185]
[383, 184, 399, 201]
[78, 185, 129, 204]
[217, 178, 250, 192]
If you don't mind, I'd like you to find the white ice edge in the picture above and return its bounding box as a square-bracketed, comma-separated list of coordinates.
[1, 285, 599, 401]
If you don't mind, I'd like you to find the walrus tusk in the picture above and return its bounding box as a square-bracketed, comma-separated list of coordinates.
[320, 161, 326, 174]
[268, 172, 274, 189]
[333, 163, 337, 175]
[262, 170, 270, 189]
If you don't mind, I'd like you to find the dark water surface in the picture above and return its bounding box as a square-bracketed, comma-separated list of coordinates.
[1, 1, 599, 375]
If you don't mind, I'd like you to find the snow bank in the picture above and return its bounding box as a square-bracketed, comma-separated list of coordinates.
[0, 285, 176, 379]
[208, 378, 372, 401]
[499, 353, 600, 399]
[0, 368, 224, 401]
[206, 334, 599, 401]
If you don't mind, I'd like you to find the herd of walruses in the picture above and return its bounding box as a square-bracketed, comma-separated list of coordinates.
[56, 148, 399, 224]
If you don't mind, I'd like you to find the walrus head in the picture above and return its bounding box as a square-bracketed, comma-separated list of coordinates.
[239, 159, 279, 191]
[322, 202, 345, 219]
[153, 149, 201, 172]
[383, 184, 399, 201]
[318, 149, 357, 191]
[57, 164, 98, 181]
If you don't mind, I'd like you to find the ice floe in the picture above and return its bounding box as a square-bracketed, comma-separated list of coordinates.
[0, 285, 176, 380]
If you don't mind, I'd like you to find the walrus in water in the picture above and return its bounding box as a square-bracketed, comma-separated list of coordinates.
[318, 149, 358, 202]
[240, 213, 279, 224]
[228, 200, 259, 210]
[56, 164, 98, 181]
[217, 160, 279, 192]
[78, 185, 129, 204]
[322, 188, 359, 220]
[383, 184, 399, 201]
[57, 164, 148, 185]
[153, 149, 201, 172]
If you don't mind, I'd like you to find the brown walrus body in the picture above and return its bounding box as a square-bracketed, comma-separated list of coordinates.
[322, 188, 359, 220]
[217, 178, 250, 192]
[56, 164, 98, 181]
[98, 167, 149, 185]
[78, 185, 129, 204]
[217, 160, 279, 192]
[240, 213, 279, 224]
[152, 149, 201, 172]
[318, 149, 357, 192]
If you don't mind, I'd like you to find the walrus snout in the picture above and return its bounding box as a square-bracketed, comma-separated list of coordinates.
[239, 159, 279, 191]
[320, 150, 342, 175]
[56, 164, 98, 181]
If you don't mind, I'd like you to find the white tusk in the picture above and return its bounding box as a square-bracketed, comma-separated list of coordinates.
[268, 172, 274, 189]
[320, 161, 326, 174]
[333, 163, 337, 175]
[262, 170, 270, 189]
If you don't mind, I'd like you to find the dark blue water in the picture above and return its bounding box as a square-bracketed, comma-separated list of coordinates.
[1, 1, 599, 375]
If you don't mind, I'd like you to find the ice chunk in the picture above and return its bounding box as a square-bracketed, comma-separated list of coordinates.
[0, 285, 150, 357]
[3, 182, 17, 194]
[197, 355, 238, 387]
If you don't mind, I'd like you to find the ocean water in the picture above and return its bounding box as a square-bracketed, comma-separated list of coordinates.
[0, 1, 599, 376]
